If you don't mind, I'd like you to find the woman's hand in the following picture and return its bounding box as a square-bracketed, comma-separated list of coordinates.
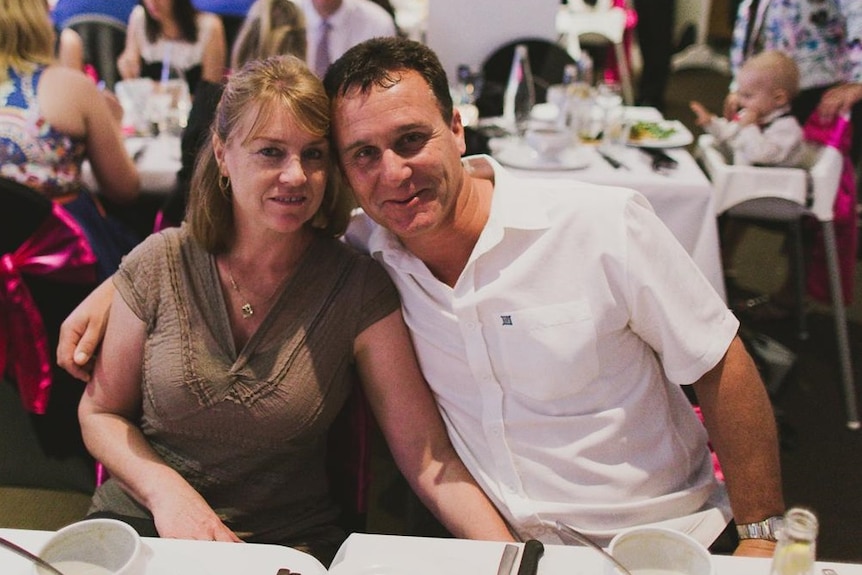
[817, 83, 862, 122]
[150, 485, 243, 542]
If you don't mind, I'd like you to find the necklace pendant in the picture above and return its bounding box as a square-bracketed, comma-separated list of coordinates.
[241, 302, 254, 319]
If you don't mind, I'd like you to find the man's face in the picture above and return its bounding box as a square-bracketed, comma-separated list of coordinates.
[311, 0, 343, 17]
[331, 70, 467, 243]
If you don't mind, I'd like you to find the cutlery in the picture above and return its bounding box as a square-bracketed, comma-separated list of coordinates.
[554, 521, 633, 575]
[597, 149, 628, 170]
[639, 147, 678, 173]
[0, 536, 68, 575]
[516, 539, 544, 575]
[132, 143, 148, 164]
[822, 569, 839, 575]
[497, 543, 519, 575]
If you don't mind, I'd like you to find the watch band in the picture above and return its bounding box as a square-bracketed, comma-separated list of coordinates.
[736, 516, 785, 541]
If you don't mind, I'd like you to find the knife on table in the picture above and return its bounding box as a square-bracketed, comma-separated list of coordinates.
[597, 149, 628, 170]
[516, 539, 544, 575]
[497, 543, 519, 575]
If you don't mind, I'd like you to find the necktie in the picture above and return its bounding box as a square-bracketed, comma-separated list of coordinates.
[315, 19, 332, 78]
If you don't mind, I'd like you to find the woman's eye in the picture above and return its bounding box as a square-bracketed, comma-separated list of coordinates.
[256, 146, 284, 158]
[303, 147, 326, 161]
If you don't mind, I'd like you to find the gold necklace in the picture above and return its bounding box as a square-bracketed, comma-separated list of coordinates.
[225, 258, 287, 319]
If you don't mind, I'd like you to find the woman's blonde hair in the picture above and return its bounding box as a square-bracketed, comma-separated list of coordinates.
[231, 0, 307, 70]
[0, 0, 55, 81]
[187, 55, 353, 253]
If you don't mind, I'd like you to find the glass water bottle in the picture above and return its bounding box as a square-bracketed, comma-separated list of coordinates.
[502, 44, 535, 137]
[769, 508, 819, 575]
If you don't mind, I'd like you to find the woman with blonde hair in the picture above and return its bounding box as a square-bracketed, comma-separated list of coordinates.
[159, 0, 308, 228]
[76, 55, 511, 566]
[231, 0, 307, 69]
[0, 0, 138, 204]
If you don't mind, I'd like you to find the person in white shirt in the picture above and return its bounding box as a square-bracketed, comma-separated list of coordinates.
[324, 37, 784, 557]
[57, 37, 785, 557]
[690, 51, 806, 167]
[300, 0, 396, 77]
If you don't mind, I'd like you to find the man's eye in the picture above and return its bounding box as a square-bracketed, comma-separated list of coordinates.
[396, 132, 428, 154]
[354, 147, 379, 162]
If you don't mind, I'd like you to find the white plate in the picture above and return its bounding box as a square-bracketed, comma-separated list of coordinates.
[494, 141, 591, 171]
[626, 120, 694, 148]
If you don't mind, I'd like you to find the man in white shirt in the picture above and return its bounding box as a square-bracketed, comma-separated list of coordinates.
[324, 37, 785, 556]
[300, 0, 396, 77]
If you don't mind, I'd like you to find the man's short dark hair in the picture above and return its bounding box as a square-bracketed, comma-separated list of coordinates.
[323, 36, 454, 123]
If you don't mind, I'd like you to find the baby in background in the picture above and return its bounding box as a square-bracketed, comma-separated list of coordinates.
[690, 50, 807, 167]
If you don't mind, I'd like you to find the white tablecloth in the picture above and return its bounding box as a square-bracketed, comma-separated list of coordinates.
[4, 528, 860, 575]
[82, 136, 182, 197]
[0, 528, 326, 575]
[492, 142, 727, 301]
[330, 532, 862, 575]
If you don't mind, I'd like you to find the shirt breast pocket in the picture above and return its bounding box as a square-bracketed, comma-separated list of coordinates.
[495, 300, 599, 401]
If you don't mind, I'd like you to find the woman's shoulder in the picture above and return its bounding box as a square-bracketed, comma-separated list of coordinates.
[196, 11, 226, 35]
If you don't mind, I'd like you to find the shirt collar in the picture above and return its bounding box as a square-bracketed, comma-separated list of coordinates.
[365, 155, 551, 268]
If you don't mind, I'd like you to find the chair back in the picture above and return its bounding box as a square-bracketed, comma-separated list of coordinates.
[65, 14, 127, 90]
[475, 38, 576, 118]
[326, 372, 374, 533]
[0, 178, 98, 491]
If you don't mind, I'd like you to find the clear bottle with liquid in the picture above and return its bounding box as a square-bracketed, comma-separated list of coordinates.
[502, 44, 535, 136]
[769, 508, 818, 575]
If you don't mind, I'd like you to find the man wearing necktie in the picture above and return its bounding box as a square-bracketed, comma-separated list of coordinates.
[301, 0, 397, 77]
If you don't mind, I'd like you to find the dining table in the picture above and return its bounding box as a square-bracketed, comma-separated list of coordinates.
[82, 135, 183, 197]
[3, 527, 861, 575]
[484, 109, 727, 302]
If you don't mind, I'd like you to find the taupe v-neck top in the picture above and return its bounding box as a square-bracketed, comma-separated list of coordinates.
[90, 225, 399, 545]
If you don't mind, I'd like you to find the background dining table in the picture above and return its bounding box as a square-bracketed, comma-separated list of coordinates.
[488, 137, 727, 302]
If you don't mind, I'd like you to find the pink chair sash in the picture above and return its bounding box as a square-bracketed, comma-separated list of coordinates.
[0, 204, 97, 414]
[802, 114, 857, 304]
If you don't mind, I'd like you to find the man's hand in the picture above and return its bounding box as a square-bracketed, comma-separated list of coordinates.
[56, 279, 116, 382]
[734, 538, 777, 558]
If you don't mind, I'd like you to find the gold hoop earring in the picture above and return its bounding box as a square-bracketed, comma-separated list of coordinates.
[218, 175, 231, 196]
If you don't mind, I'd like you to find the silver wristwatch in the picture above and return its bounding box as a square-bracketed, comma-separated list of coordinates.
[736, 516, 785, 541]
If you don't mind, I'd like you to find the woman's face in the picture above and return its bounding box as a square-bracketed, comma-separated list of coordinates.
[213, 102, 330, 237]
[143, 0, 173, 22]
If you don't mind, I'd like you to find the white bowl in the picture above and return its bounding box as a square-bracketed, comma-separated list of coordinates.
[524, 126, 572, 159]
[606, 526, 716, 575]
[36, 519, 144, 575]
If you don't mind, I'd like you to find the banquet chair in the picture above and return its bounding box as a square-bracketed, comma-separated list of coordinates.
[696, 134, 860, 430]
[64, 14, 127, 90]
[326, 373, 374, 533]
[475, 38, 576, 119]
[0, 177, 99, 495]
[555, 3, 634, 104]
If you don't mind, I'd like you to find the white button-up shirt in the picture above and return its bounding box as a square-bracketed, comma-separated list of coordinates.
[301, 0, 397, 77]
[346, 156, 737, 546]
